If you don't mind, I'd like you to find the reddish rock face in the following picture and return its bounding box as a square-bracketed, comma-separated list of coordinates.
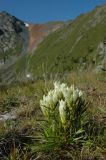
[0, 11, 63, 56]
[27, 23, 63, 53]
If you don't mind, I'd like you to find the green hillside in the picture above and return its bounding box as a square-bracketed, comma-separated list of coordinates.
[1, 5, 106, 83]
[15, 5, 106, 79]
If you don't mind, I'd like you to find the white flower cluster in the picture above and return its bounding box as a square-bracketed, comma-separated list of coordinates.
[40, 82, 84, 125]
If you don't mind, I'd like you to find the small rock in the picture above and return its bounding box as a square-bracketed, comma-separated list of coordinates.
[0, 113, 17, 121]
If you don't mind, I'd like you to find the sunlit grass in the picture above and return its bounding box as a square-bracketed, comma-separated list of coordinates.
[0, 71, 105, 159]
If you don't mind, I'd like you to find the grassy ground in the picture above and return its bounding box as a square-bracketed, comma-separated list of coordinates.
[0, 71, 106, 160]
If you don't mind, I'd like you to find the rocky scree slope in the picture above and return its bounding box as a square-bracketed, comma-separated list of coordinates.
[28, 22, 64, 52]
[0, 11, 28, 66]
[0, 12, 63, 84]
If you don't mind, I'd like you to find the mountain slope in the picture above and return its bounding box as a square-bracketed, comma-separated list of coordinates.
[0, 11, 29, 65]
[0, 12, 63, 84]
[16, 5, 106, 78]
[1, 5, 106, 83]
[27, 22, 64, 52]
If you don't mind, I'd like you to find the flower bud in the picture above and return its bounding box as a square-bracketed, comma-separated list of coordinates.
[40, 100, 49, 118]
[59, 100, 67, 125]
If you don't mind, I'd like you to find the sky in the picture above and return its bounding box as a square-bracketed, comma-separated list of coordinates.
[0, 0, 106, 23]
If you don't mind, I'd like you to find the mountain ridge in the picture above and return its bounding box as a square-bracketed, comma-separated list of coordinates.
[0, 11, 63, 66]
[0, 4, 106, 84]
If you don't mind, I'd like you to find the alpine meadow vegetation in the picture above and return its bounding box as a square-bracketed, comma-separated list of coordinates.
[0, 71, 105, 160]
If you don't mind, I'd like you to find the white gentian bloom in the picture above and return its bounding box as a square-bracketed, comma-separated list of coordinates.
[40, 100, 49, 118]
[72, 90, 79, 102]
[46, 94, 54, 109]
[54, 82, 69, 99]
[41, 95, 50, 109]
[60, 83, 67, 91]
[48, 90, 53, 96]
[62, 86, 74, 105]
[66, 94, 72, 106]
[46, 90, 57, 109]
[70, 85, 75, 91]
[55, 83, 62, 97]
[61, 83, 67, 88]
[62, 88, 69, 98]
[52, 90, 59, 104]
[40, 81, 85, 122]
[59, 100, 67, 125]
[54, 81, 61, 90]
[78, 90, 83, 97]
